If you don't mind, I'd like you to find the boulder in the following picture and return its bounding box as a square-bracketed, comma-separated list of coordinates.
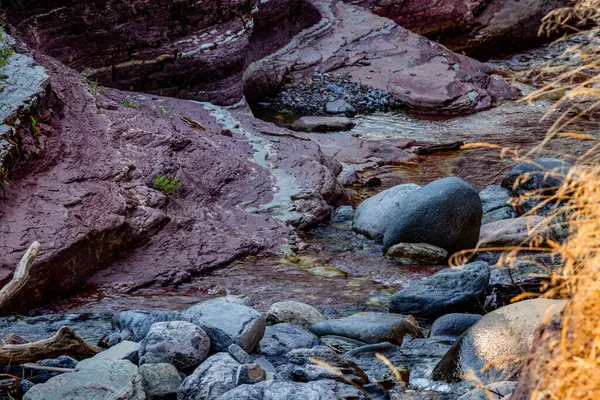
[331, 206, 355, 223]
[430, 314, 482, 337]
[183, 298, 266, 352]
[214, 380, 366, 400]
[139, 321, 210, 372]
[139, 363, 182, 400]
[432, 299, 566, 383]
[78, 341, 141, 369]
[291, 116, 355, 132]
[326, 99, 356, 116]
[385, 242, 448, 265]
[458, 381, 517, 400]
[479, 185, 517, 225]
[478, 216, 555, 247]
[310, 312, 423, 345]
[111, 311, 183, 342]
[259, 324, 319, 365]
[24, 360, 145, 400]
[389, 262, 490, 318]
[383, 177, 482, 254]
[178, 353, 240, 400]
[265, 301, 326, 329]
[353, 184, 420, 241]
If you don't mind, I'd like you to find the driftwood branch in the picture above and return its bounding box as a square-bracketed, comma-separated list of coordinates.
[0, 327, 99, 365]
[0, 241, 40, 313]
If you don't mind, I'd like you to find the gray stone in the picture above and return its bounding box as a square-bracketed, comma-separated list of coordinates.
[214, 380, 366, 400]
[259, 324, 319, 364]
[228, 344, 252, 364]
[479, 216, 555, 247]
[433, 299, 566, 383]
[331, 206, 355, 223]
[39, 355, 78, 369]
[235, 362, 267, 386]
[78, 341, 140, 369]
[458, 381, 517, 400]
[291, 116, 355, 132]
[178, 353, 240, 400]
[430, 314, 482, 337]
[265, 301, 326, 329]
[24, 360, 145, 400]
[310, 312, 423, 345]
[389, 262, 490, 319]
[112, 310, 183, 342]
[183, 298, 266, 352]
[318, 336, 368, 353]
[139, 363, 182, 400]
[140, 321, 210, 373]
[383, 177, 482, 254]
[326, 99, 356, 115]
[385, 242, 448, 265]
[287, 346, 344, 366]
[20, 379, 35, 394]
[479, 185, 517, 224]
[489, 260, 552, 287]
[353, 183, 420, 241]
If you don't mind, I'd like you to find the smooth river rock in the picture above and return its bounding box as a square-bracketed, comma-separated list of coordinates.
[430, 314, 482, 337]
[383, 177, 482, 254]
[478, 216, 556, 247]
[24, 360, 145, 400]
[389, 261, 490, 318]
[139, 363, 182, 400]
[259, 323, 319, 364]
[432, 299, 566, 383]
[291, 116, 355, 132]
[214, 380, 366, 400]
[265, 301, 326, 329]
[310, 312, 423, 345]
[178, 353, 240, 400]
[353, 183, 420, 241]
[183, 298, 266, 352]
[385, 242, 448, 264]
[139, 321, 210, 372]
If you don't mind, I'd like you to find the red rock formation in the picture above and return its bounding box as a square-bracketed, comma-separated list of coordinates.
[351, 0, 570, 56]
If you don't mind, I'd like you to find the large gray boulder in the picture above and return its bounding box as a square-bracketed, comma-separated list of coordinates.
[182, 298, 266, 352]
[479, 185, 517, 224]
[139, 321, 210, 372]
[389, 262, 490, 318]
[110, 310, 184, 342]
[310, 312, 423, 345]
[139, 363, 182, 400]
[178, 353, 240, 400]
[24, 360, 145, 400]
[353, 183, 420, 241]
[259, 324, 319, 362]
[214, 380, 366, 400]
[383, 177, 482, 254]
[265, 301, 325, 329]
[432, 299, 566, 383]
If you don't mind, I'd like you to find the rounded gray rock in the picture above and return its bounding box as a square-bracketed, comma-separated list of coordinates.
[139, 363, 182, 399]
[140, 321, 210, 372]
[430, 314, 482, 337]
[178, 353, 240, 400]
[383, 177, 482, 253]
[265, 301, 325, 329]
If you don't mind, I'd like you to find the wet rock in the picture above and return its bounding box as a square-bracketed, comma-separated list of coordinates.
[78, 340, 140, 369]
[112, 311, 185, 342]
[178, 353, 240, 400]
[326, 99, 356, 116]
[139, 321, 210, 373]
[310, 312, 423, 345]
[489, 260, 553, 287]
[389, 261, 490, 318]
[385, 242, 448, 265]
[291, 116, 355, 132]
[20, 379, 35, 394]
[478, 216, 555, 247]
[183, 298, 266, 353]
[139, 363, 182, 400]
[458, 381, 517, 400]
[319, 336, 368, 353]
[259, 324, 319, 365]
[265, 301, 326, 329]
[383, 177, 482, 254]
[24, 360, 144, 400]
[331, 206, 355, 223]
[353, 184, 420, 241]
[432, 299, 566, 383]
[214, 379, 367, 399]
[502, 158, 572, 214]
[291, 361, 369, 386]
[39, 355, 79, 369]
[287, 346, 344, 366]
[430, 314, 482, 337]
[355, 0, 569, 56]
[479, 185, 517, 224]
